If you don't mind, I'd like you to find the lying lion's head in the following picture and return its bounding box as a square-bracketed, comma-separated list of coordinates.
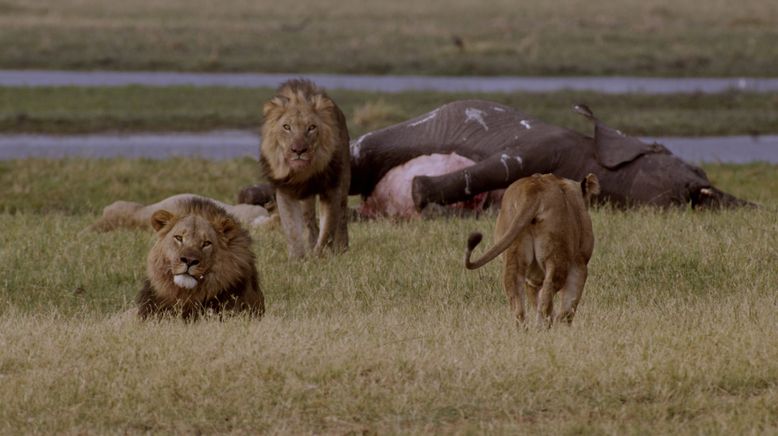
[146, 199, 256, 307]
[260, 79, 343, 182]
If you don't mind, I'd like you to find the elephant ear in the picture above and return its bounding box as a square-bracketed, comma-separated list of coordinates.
[573, 104, 669, 169]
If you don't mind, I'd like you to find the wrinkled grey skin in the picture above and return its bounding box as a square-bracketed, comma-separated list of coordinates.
[348, 100, 751, 209]
[239, 100, 752, 211]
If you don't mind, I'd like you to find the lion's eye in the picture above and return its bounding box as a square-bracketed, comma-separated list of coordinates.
[202, 241, 212, 248]
[307, 124, 317, 132]
[282, 124, 291, 131]
[174, 235, 183, 243]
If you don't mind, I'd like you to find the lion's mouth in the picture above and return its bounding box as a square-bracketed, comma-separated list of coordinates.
[173, 273, 198, 289]
[173, 272, 206, 289]
[288, 154, 311, 169]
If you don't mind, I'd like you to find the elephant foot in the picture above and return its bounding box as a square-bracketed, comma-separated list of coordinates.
[411, 175, 432, 211]
[237, 183, 276, 209]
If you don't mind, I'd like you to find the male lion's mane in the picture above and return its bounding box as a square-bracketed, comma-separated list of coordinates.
[137, 198, 264, 319]
[257, 78, 351, 258]
[259, 78, 348, 199]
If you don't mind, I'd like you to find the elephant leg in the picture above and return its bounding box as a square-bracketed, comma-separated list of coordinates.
[411, 152, 529, 210]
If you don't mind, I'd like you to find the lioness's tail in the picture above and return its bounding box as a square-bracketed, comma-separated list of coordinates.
[464, 198, 539, 269]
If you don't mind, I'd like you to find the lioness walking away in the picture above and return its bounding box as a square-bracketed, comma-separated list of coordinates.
[260, 79, 350, 258]
[465, 173, 599, 327]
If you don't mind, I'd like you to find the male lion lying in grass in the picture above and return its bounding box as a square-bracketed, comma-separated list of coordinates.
[465, 173, 599, 327]
[136, 198, 265, 320]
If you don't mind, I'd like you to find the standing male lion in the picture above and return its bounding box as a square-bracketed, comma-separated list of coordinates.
[260, 79, 350, 258]
[465, 173, 600, 327]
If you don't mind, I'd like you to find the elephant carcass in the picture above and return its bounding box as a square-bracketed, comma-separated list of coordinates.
[348, 100, 751, 209]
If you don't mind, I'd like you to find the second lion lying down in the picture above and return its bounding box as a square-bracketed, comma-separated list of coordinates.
[90, 193, 275, 232]
[136, 198, 265, 319]
[465, 173, 599, 327]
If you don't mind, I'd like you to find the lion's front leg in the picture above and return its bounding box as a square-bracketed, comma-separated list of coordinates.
[223, 276, 265, 317]
[314, 188, 348, 255]
[276, 191, 310, 259]
[301, 196, 318, 252]
[333, 191, 349, 251]
[333, 156, 351, 252]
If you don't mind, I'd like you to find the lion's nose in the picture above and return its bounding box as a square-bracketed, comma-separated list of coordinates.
[291, 143, 308, 155]
[180, 257, 200, 267]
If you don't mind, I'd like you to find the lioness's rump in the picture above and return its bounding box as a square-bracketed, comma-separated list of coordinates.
[465, 173, 599, 327]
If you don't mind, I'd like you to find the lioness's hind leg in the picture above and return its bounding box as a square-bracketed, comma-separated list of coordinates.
[525, 278, 540, 317]
[556, 264, 587, 325]
[537, 265, 565, 329]
[502, 248, 527, 326]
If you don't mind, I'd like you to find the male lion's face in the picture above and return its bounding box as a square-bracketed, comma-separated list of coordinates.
[261, 90, 338, 180]
[151, 211, 220, 290]
[274, 107, 328, 172]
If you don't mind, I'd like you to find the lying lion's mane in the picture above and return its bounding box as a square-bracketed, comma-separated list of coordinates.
[137, 198, 263, 319]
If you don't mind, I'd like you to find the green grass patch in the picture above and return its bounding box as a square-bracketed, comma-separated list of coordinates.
[1, 159, 776, 215]
[0, 159, 777, 433]
[0, 157, 261, 214]
[1, 0, 777, 76]
[3, 86, 778, 136]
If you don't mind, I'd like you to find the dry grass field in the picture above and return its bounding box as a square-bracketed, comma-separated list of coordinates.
[2, 0, 775, 432]
[0, 0, 777, 76]
[0, 159, 776, 433]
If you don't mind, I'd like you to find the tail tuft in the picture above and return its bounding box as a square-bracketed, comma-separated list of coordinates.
[572, 103, 595, 119]
[467, 232, 483, 251]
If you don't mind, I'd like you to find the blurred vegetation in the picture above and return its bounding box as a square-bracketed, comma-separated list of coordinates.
[2, 86, 778, 136]
[0, 0, 776, 76]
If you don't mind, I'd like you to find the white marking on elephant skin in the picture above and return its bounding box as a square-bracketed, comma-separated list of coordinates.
[350, 132, 371, 161]
[493, 106, 505, 112]
[464, 170, 472, 195]
[520, 119, 532, 130]
[350, 143, 360, 161]
[500, 153, 511, 180]
[409, 108, 439, 127]
[465, 108, 488, 130]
